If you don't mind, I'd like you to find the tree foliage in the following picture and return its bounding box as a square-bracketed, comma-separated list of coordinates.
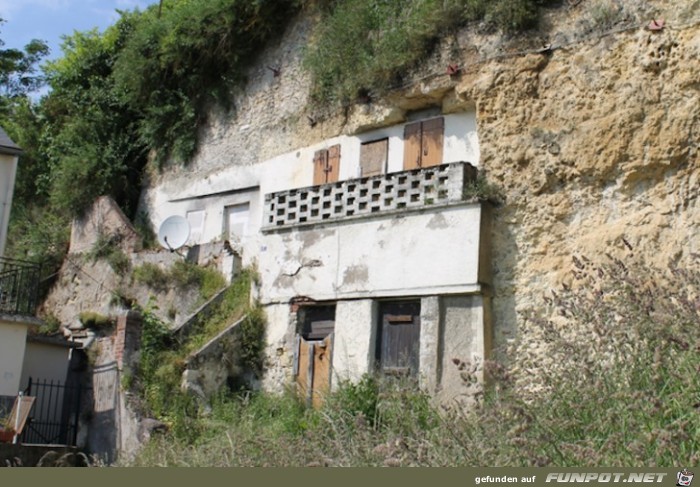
[0, 20, 49, 103]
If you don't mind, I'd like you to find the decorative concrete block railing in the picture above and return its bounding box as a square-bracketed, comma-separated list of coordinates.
[263, 161, 477, 230]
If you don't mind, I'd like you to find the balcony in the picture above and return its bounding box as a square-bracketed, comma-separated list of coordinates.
[263, 161, 478, 231]
[0, 257, 42, 317]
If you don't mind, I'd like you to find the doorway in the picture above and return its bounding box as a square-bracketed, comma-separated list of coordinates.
[375, 300, 421, 378]
[294, 305, 335, 408]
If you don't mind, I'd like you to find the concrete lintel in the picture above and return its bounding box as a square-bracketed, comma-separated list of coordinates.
[261, 283, 483, 306]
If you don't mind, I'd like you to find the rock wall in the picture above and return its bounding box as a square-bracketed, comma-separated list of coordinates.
[140, 1, 700, 387]
[42, 196, 206, 331]
[458, 12, 700, 347]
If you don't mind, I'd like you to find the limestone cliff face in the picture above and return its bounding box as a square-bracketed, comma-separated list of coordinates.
[142, 1, 700, 374]
[457, 14, 700, 347]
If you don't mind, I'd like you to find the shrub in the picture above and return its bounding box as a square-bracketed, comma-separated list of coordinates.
[112, 0, 301, 163]
[238, 306, 266, 375]
[462, 173, 502, 203]
[88, 232, 131, 275]
[304, 0, 556, 106]
[37, 313, 62, 335]
[78, 311, 113, 329]
[170, 260, 226, 299]
[134, 260, 226, 301]
[133, 262, 169, 291]
[128, 271, 257, 436]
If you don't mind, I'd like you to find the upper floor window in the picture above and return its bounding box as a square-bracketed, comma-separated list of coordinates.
[403, 117, 444, 170]
[359, 138, 388, 177]
[312, 145, 341, 185]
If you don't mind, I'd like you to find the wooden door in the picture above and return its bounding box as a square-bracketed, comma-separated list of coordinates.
[295, 335, 333, 408]
[376, 301, 421, 377]
[295, 305, 335, 407]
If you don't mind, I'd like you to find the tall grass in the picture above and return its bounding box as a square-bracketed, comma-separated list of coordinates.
[126, 251, 699, 466]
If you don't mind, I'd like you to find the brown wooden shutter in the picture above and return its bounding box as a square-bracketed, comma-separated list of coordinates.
[421, 117, 444, 168]
[403, 121, 422, 170]
[360, 139, 388, 177]
[313, 149, 328, 185]
[327, 144, 341, 183]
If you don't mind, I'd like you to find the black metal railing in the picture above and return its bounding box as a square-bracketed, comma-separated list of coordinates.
[21, 378, 84, 446]
[0, 257, 41, 317]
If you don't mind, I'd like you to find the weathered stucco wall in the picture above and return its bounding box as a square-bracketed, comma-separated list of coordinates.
[332, 300, 375, 384]
[259, 204, 485, 303]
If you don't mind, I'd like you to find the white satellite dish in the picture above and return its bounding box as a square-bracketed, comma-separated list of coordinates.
[158, 215, 190, 251]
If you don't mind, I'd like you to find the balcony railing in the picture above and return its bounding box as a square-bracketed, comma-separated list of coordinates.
[0, 257, 42, 317]
[263, 161, 477, 230]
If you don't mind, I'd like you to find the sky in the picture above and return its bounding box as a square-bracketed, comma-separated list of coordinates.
[0, 0, 160, 60]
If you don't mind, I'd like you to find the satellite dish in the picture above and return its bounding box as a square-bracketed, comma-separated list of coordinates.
[158, 215, 190, 251]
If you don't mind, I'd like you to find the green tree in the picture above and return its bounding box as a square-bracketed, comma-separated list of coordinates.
[0, 20, 49, 102]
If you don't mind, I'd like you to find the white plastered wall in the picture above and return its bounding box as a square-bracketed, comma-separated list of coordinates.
[0, 321, 28, 396]
[258, 204, 484, 303]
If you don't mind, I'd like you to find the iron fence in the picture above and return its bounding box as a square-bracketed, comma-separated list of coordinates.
[21, 377, 84, 446]
[0, 257, 42, 316]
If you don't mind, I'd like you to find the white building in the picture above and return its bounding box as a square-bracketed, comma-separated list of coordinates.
[0, 127, 44, 416]
[144, 108, 492, 405]
[0, 127, 20, 259]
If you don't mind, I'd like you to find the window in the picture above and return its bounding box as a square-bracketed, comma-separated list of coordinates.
[298, 305, 336, 340]
[375, 300, 421, 378]
[403, 117, 444, 170]
[223, 203, 250, 241]
[313, 145, 341, 185]
[359, 138, 388, 177]
[186, 210, 205, 245]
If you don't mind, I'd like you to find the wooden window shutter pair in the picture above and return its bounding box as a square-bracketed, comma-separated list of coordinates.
[313, 145, 341, 185]
[403, 117, 444, 170]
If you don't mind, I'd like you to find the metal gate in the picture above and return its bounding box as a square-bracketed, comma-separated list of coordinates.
[20, 378, 85, 446]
